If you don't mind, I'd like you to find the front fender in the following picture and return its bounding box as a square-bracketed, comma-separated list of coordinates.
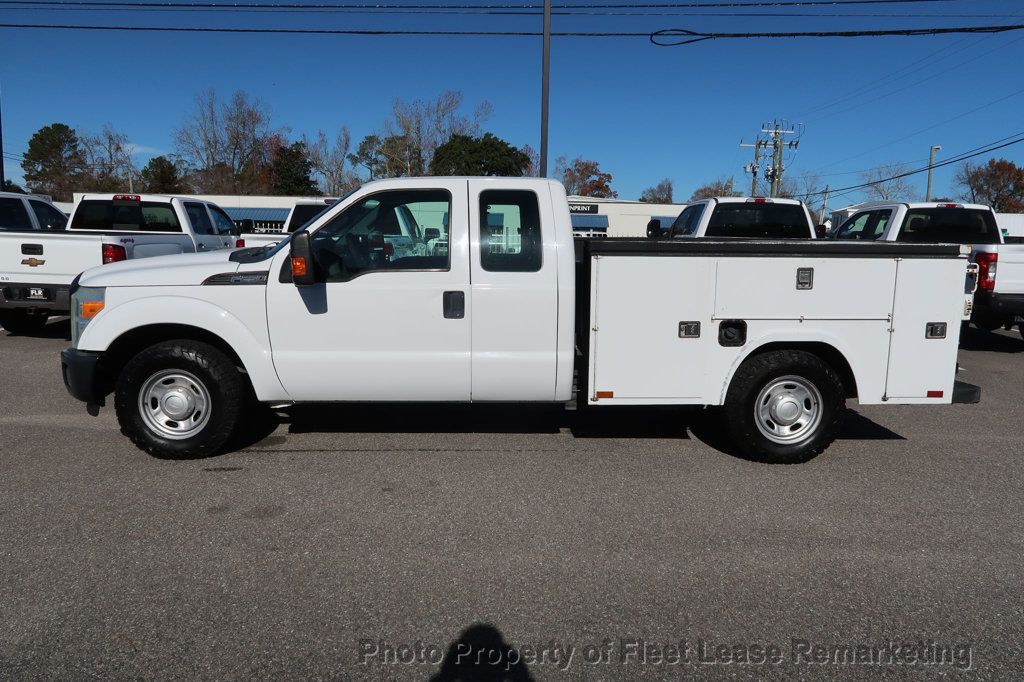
[78, 292, 289, 402]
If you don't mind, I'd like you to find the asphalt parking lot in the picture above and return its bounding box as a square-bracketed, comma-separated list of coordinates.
[1, 320, 1022, 679]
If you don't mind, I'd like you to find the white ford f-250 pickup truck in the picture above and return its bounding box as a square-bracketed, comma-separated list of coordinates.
[61, 178, 979, 464]
[831, 201, 1024, 337]
[667, 197, 819, 239]
[0, 193, 237, 334]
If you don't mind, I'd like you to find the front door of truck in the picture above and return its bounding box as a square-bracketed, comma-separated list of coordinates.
[265, 181, 471, 401]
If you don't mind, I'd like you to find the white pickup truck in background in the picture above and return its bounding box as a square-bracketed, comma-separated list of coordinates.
[666, 197, 819, 239]
[60, 177, 978, 465]
[0, 194, 235, 334]
[831, 201, 1024, 337]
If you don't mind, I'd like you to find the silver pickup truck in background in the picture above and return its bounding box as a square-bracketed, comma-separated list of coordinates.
[831, 201, 1024, 338]
[0, 193, 236, 334]
[0, 191, 68, 232]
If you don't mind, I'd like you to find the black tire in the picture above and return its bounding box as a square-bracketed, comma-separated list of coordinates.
[972, 316, 1002, 332]
[114, 340, 247, 459]
[0, 310, 48, 335]
[723, 350, 845, 464]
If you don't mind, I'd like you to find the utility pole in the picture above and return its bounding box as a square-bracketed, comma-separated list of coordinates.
[539, 0, 551, 177]
[741, 120, 800, 197]
[0, 80, 6, 188]
[761, 120, 799, 197]
[818, 184, 830, 225]
[926, 144, 942, 201]
[740, 138, 768, 196]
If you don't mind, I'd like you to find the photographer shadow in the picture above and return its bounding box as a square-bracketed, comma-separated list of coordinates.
[431, 623, 535, 682]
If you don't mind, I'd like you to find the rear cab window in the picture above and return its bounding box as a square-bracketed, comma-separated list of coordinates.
[480, 190, 542, 272]
[0, 197, 33, 230]
[71, 198, 183, 232]
[897, 207, 1001, 244]
[287, 204, 331, 232]
[705, 202, 811, 239]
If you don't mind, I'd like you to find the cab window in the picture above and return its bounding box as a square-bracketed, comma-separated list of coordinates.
[835, 211, 874, 239]
[29, 201, 67, 230]
[479, 190, 542, 272]
[309, 189, 450, 281]
[0, 198, 33, 230]
[185, 202, 214, 235]
[208, 206, 237, 236]
[669, 204, 705, 237]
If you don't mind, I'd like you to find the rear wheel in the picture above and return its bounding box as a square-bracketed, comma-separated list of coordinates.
[115, 340, 247, 458]
[723, 350, 845, 464]
[0, 310, 48, 335]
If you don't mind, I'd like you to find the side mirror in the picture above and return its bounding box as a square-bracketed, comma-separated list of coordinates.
[234, 218, 253, 237]
[815, 224, 828, 238]
[289, 231, 316, 286]
[424, 227, 440, 242]
[646, 219, 662, 239]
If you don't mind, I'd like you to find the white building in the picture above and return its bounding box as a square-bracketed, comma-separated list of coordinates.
[567, 195, 685, 238]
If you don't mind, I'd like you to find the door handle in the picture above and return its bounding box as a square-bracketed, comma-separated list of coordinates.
[442, 291, 465, 319]
[197, 243, 207, 250]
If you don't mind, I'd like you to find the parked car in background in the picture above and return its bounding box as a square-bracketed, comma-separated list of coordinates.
[0, 194, 235, 334]
[61, 177, 976, 464]
[667, 197, 818, 239]
[831, 201, 1024, 336]
[0, 191, 68, 231]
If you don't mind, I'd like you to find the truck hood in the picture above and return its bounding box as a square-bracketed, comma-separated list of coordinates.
[78, 249, 241, 287]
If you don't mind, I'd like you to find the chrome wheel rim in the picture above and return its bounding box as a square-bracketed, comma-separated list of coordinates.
[138, 369, 212, 440]
[754, 375, 822, 445]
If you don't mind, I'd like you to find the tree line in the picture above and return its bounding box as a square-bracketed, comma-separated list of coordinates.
[10, 88, 623, 202]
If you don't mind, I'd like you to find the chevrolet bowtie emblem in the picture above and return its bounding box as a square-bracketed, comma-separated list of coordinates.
[21, 257, 45, 267]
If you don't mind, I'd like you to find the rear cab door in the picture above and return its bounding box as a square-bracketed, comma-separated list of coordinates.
[468, 179, 561, 400]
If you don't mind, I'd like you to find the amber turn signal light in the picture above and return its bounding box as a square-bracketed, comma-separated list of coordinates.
[81, 301, 105, 319]
[291, 257, 308, 277]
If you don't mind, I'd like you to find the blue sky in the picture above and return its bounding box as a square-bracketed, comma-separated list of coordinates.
[2, 0, 1023, 205]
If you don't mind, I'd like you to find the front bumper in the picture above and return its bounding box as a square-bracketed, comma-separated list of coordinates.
[972, 291, 1024, 322]
[61, 348, 103, 404]
[1, 283, 71, 313]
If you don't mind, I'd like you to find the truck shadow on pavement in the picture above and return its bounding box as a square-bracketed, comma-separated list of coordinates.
[1, 317, 70, 340]
[237, 403, 904, 461]
[429, 623, 536, 682]
[959, 328, 1024, 353]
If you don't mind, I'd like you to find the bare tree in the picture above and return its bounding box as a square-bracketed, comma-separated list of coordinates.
[640, 178, 674, 203]
[82, 124, 135, 191]
[521, 144, 540, 177]
[689, 177, 739, 201]
[861, 162, 915, 201]
[304, 127, 358, 195]
[174, 89, 280, 193]
[384, 90, 492, 175]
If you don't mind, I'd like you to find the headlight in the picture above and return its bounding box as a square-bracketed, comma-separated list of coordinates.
[71, 286, 105, 347]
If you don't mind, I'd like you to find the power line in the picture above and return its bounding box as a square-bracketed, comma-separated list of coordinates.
[801, 134, 1024, 198]
[0, 0, 963, 8]
[3, 21, 1020, 40]
[651, 23, 1024, 46]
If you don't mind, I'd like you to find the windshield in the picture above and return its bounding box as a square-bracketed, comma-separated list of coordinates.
[705, 203, 811, 239]
[897, 208, 1000, 244]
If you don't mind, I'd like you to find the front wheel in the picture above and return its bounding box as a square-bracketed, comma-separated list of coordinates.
[723, 350, 845, 464]
[114, 340, 247, 458]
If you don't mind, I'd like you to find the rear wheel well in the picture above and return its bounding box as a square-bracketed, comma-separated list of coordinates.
[741, 342, 858, 399]
[97, 324, 247, 397]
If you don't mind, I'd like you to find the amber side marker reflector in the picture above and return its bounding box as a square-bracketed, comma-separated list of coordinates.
[81, 301, 104, 319]
[595, 391, 614, 399]
[291, 257, 308, 277]
[927, 390, 944, 398]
